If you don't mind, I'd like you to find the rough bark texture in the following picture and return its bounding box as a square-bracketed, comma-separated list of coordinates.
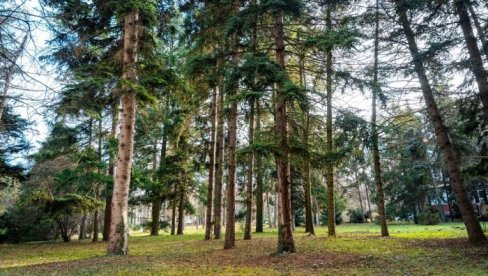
[325, 7, 336, 237]
[107, 10, 139, 255]
[214, 85, 225, 239]
[395, 1, 486, 244]
[275, 10, 296, 253]
[372, 0, 389, 237]
[255, 101, 264, 233]
[455, 0, 488, 119]
[205, 87, 218, 240]
[103, 102, 118, 242]
[224, 0, 239, 250]
[244, 99, 255, 240]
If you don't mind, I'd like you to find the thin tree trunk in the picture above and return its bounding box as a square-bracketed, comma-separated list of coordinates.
[467, 4, 488, 61]
[150, 138, 161, 236]
[274, 10, 296, 253]
[244, 99, 255, 240]
[455, 0, 488, 119]
[325, 6, 336, 237]
[103, 102, 118, 242]
[107, 10, 139, 255]
[266, 191, 272, 228]
[205, 87, 218, 240]
[255, 101, 264, 233]
[79, 212, 87, 240]
[177, 186, 185, 235]
[214, 84, 225, 239]
[93, 117, 103, 242]
[395, 1, 486, 244]
[224, 0, 240, 250]
[171, 199, 176, 235]
[354, 169, 366, 223]
[372, 0, 389, 237]
[0, 34, 27, 124]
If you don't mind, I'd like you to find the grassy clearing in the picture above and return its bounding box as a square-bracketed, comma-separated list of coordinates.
[0, 223, 487, 275]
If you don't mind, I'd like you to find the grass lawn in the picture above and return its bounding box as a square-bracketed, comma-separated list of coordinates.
[0, 223, 487, 275]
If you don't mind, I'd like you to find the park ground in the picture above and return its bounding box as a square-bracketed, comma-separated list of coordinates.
[0, 223, 487, 275]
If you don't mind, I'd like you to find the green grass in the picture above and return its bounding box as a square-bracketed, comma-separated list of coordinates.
[0, 223, 487, 275]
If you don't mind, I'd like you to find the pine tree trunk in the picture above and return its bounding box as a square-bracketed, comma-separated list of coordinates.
[103, 102, 118, 242]
[274, 10, 296, 253]
[214, 85, 225, 239]
[372, 0, 389, 237]
[151, 198, 162, 236]
[177, 186, 185, 235]
[171, 199, 176, 235]
[107, 10, 139, 255]
[467, 4, 488, 61]
[244, 99, 255, 240]
[224, 0, 240, 250]
[205, 87, 218, 240]
[455, 0, 488, 119]
[93, 117, 103, 242]
[325, 6, 336, 237]
[79, 212, 87, 240]
[0, 34, 27, 124]
[395, 1, 486, 244]
[255, 101, 264, 233]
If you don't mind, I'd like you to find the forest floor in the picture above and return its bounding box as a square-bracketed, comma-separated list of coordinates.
[0, 223, 487, 275]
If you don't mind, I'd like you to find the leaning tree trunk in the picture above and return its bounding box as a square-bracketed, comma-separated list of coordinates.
[395, 1, 486, 244]
[455, 0, 488, 119]
[107, 10, 139, 255]
[214, 84, 225, 239]
[372, 0, 389, 237]
[467, 4, 488, 61]
[274, 9, 296, 253]
[325, 6, 336, 237]
[223, 0, 240, 250]
[244, 98, 255, 240]
[205, 87, 218, 240]
[103, 101, 118, 242]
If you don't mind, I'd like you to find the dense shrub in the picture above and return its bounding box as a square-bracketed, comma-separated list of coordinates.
[418, 208, 441, 225]
[348, 209, 366, 223]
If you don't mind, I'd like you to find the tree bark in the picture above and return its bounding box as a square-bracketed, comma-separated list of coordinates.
[171, 199, 176, 235]
[107, 10, 139, 255]
[274, 10, 296, 253]
[177, 186, 185, 235]
[205, 87, 218, 240]
[244, 99, 255, 240]
[223, 0, 240, 250]
[214, 84, 225, 239]
[455, 0, 488, 119]
[93, 117, 103, 242]
[467, 4, 488, 61]
[372, 0, 389, 237]
[255, 101, 264, 233]
[395, 1, 486, 244]
[0, 33, 27, 125]
[325, 6, 336, 237]
[103, 102, 118, 242]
